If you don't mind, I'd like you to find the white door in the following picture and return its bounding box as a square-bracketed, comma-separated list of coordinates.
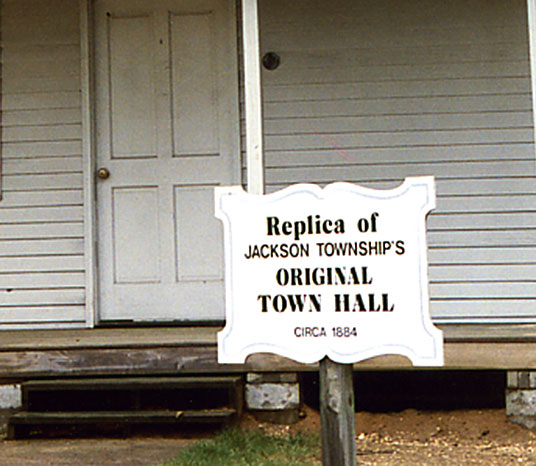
[94, 0, 240, 322]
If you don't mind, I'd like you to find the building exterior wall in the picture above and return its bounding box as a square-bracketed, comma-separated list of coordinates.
[0, 0, 534, 329]
[257, 0, 536, 323]
[0, 0, 85, 328]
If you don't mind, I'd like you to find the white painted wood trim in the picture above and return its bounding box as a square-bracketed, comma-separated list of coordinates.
[527, 0, 536, 147]
[80, 0, 98, 328]
[241, 0, 264, 194]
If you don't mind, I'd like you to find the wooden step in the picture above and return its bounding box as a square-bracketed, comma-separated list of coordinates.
[7, 408, 236, 439]
[8, 375, 244, 438]
[22, 376, 243, 392]
[20, 375, 243, 413]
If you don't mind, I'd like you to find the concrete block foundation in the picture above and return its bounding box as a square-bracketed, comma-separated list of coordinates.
[0, 384, 22, 438]
[245, 373, 300, 424]
[506, 371, 536, 430]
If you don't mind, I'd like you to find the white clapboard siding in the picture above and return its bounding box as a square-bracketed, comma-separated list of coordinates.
[2, 141, 82, 158]
[263, 144, 535, 167]
[2, 109, 81, 127]
[257, 0, 536, 323]
[0, 206, 84, 225]
[2, 93, 81, 111]
[3, 157, 81, 174]
[2, 174, 84, 192]
[265, 77, 532, 101]
[0, 239, 84, 257]
[429, 264, 536, 282]
[429, 212, 536, 230]
[0, 190, 83, 207]
[429, 247, 536, 265]
[2, 125, 82, 143]
[0, 272, 85, 289]
[0, 0, 85, 328]
[431, 301, 536, 322]
[265, 161, 536, 184]
[1, 289, 84, 306]
[0, 223, 84, 239]
[0, 255, 84, 273]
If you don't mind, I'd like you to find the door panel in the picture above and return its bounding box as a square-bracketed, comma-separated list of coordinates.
[109, 15, 157, 158]
[112, 187, 161, 284]
[174, 184, 223, 281]
[94, 0, 239, 322]
[170, 12, 219, 155]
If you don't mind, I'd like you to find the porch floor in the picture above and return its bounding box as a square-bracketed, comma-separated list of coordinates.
[0, 324, 534, 378]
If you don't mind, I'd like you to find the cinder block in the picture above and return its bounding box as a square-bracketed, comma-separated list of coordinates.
[246, 373, 298, 384]
[507, 371, 519, 389]
[506, 390, 536, 417]
[246, 382, 299, 410]
[509, 415, 536, 430]
[529, 372, 536, 389]
[519, 372, 531, 389]
[0, 385, 21, 410]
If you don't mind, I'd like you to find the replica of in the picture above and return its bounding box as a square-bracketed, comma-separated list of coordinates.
[215, 178, 443, 366]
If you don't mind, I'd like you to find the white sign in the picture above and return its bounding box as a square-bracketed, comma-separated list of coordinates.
[215, 178, 443, 366]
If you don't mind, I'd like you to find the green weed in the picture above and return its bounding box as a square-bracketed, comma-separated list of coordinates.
[161, 428, 320, 465]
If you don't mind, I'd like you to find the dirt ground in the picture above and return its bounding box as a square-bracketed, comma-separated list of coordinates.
[1, 408, 536, 465]
[248, 407, 536, 465]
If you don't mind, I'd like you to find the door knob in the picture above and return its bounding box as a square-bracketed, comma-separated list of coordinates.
[97, 167, 110, 180]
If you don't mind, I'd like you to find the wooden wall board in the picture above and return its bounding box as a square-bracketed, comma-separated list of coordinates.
[256, 0, 536, 323]
[0, 340, 534, 377]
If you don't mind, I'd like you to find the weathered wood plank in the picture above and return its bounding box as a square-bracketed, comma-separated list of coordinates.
[320, 358, 356, 466]
[8, 409, 236, 424]
[22, 375, 242, 390]
[0, 327, 220, 350]
[0, 340, 535, 377]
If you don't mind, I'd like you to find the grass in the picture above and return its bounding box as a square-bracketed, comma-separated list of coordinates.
[161, 428, 320, 465]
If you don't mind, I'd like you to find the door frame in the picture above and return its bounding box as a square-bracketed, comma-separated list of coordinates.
[81, 0, 98, 328]
[80, 0, 242, 327]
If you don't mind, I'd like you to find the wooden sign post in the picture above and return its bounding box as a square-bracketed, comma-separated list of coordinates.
[215, 179, 443, 465]
[320, 358, 356, 465]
